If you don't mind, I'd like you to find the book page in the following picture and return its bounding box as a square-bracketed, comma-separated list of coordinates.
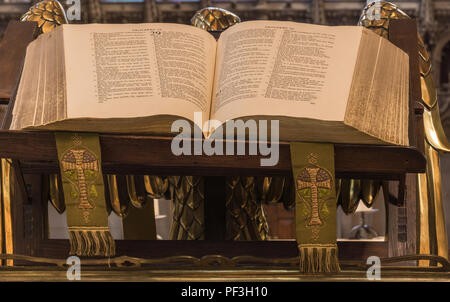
[56, 25, 67, 122]
[211, 21, 362, 123]
[62, 23, 216, 125]
[10, 32, 44, 130]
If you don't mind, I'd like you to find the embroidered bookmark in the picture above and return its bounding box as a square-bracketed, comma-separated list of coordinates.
[55, 132, 115, 257]
[290, 142, 340, 273]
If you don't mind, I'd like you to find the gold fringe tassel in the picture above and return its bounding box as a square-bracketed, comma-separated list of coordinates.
[298, 243, 340, 273]
[69, 229, 116, 257]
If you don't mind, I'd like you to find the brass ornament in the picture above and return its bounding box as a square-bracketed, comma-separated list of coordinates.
[359, 1, 449, 262]
[359, 1, 409, 39]
[1, 159, 14, 266]
[126, 175, 148, 209]
[168, 176, 205, 240]
[105, 175, 130, 217]
[256, 176, 286, 204]
[423, 144, 448, 261]
[361, 180, 382, 208]
[105, 175, 129, 217]
[191, 7, 241, 31]
[21, 0, 68, 35]
[338, 178, 380, 214]
[226, 177, 269, 241]
[423, 105, 450, 152]
[338, 179, 361, 215]
[143, 175, 205, 240]
[48, 173, 150, 218]
[144, 175, 169, 199]
[48, 174, 66, 214]
[1, 253, 450, 280]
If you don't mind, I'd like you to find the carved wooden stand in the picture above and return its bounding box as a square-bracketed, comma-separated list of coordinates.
[0, 19, 440, 275]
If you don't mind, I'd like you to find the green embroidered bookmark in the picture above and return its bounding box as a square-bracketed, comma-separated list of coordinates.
[55, 132, 115, 257]
[290, 142, 340, 273]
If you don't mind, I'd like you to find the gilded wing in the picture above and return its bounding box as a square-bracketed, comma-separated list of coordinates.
[338, 179, 361, 215]
[144, 175, 169, 199]
[48, 174, 66, 214]
[126, 175, 149, 209]
[21, 0, 68, 35]
[105, 175, 130, 217]
[143, 175, 205, 240]
[191, 7, 241, 31]
[226, 177, 269, 241]
[168, 176, 205, 240]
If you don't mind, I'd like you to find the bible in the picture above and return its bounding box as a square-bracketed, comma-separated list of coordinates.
[10, 20, 409, 146]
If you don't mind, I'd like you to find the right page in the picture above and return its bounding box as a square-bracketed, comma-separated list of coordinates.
[210, 21, 363, 123]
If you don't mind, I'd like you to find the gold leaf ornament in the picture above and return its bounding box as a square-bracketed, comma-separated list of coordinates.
[21, 0, 68, 34]
[191, 7, 241, 31]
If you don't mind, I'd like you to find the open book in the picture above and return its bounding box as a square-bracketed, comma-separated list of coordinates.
[10, 20, 409, 146]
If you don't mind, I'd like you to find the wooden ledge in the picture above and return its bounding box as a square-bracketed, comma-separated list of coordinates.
[0, 130, 425, 178]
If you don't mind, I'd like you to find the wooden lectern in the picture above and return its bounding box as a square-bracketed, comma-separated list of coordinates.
[0, 19, 447, 280]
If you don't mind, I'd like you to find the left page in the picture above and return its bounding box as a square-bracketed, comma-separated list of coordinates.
[62, 23, 217, 125]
